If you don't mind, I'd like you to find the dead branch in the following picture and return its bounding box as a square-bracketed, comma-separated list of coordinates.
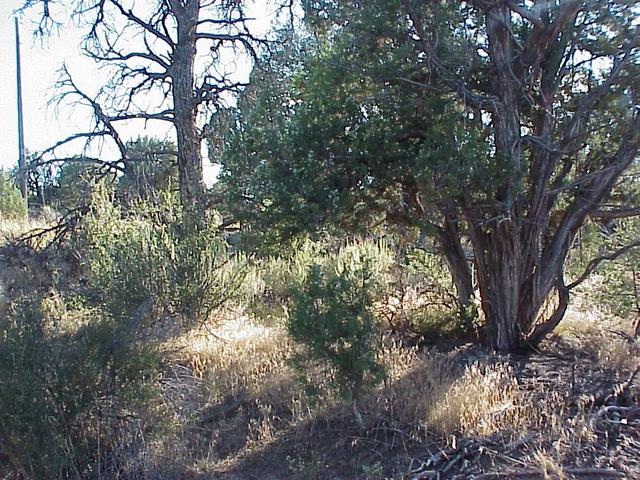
[470, 468, 625, 479]
[579, 364, 640, 413]
[590, 206, 640, 219]
[567, 240, 640, 290]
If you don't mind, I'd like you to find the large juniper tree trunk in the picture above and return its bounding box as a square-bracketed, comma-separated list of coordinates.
[468, 220, 526, 352]
[475, 5, 526, 351]
[172, 0, 206, 216]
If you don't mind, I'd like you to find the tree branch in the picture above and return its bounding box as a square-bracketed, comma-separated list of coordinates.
[567, 240, 640, 290]
[109, 0, 174, 47]
[590, 206, 640, 219]
[401, 0, 497, 111]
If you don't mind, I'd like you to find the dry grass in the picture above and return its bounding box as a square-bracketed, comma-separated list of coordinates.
[532, 449, 567, 480]
[152, 291, 639, 478]
[0, 212, 56, 243]
[555, 288, 639, 372]
[170, 319, 535, 440]
[161, 317, 539, 472]
[175, 315, 300, 407]
[4, 266, 637, 478]
[367, 344, 531, 437]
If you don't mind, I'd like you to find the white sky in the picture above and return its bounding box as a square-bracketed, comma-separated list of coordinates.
[0, 0, 281, 183]
[0, 0, 86, 170]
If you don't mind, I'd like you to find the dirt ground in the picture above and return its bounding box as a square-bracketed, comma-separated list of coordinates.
[173, 334, 640, 480]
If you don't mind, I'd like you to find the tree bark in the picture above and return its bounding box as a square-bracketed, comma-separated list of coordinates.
[172, 0, 206, 217]
[437, 218, 473, 308]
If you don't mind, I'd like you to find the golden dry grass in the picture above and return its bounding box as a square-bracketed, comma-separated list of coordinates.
[368, 344, 533, 438]
[156, 287, 640, 478]
[0, 213, 56, 243]
[168, 316, 537, 451]
[555, 288, 639, 372]
[5, 274, 627, 478]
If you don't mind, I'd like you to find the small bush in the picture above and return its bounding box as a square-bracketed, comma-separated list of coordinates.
[0, 296, 162, 478]
[79, 187, 244, 328]
[288, 256, 385, 400]
[0, 171, 27, 221]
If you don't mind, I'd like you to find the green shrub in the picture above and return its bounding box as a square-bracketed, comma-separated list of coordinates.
[79, 187, 244, 327]
[288, 256, 385, 400]
[0, 171, 27, 221]
[245, 238, 394, 323]
[567, 218, 640, 319]
[0, 297, 162, 478]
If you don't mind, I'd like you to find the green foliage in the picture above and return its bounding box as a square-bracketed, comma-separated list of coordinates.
[223, 0, 640, 351]
[52, 161, 104, 211]
[220, 5, 487, 247]
[79, 185, 243, 326]
[243, 238, 395, 325]
[0, 296, 162, 478]
[117, 137, 179, 206]
[288, 251, 385, 399]
[389, 247, 479, 338]
[0, 171, 27, 221]
[568, 217, 640, 319]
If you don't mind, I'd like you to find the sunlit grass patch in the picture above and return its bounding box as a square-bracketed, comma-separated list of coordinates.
[370, 344, 531, 437]
[554, 286, 639, 373]
[0, 215, 53, 243]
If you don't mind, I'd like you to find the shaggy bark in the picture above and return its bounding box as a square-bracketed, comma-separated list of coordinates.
[405, 1, 640, 352]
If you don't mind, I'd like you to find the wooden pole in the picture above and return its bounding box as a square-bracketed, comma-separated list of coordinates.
[15, 17, 28, 211]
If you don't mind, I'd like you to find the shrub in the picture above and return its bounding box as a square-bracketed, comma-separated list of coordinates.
[567, 218, 640, 321]
[0, 296, 162, 478]
[79, 187, 244, 328]
[0, 171, 27, 221]
[244, 238, 394, 323]
[288, 255, 385, 400]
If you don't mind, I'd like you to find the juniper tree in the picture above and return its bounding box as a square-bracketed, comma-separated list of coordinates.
[222, 0, 640, 352]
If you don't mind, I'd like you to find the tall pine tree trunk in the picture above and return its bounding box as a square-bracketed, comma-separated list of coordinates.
[172, 1, 205, 217]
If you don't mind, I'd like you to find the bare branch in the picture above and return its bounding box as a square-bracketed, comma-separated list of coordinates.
[517, 0, 580, 72]
[567, 240, 640, 290]
[590, 206, 640, 219]
[108, 0, 174, 47]
[30, 156, 125, 174]
[198, 17, 252, 27]
[107, 110, 175, 124]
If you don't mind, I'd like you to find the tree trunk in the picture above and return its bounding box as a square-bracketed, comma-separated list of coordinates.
[437, 220, 473, 308]
[469, 220, 526, 352]
[474, 6, 527, 352]
[172, 1, 206, 217]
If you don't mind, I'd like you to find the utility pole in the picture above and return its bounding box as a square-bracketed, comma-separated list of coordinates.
[15, 17, 28, 211]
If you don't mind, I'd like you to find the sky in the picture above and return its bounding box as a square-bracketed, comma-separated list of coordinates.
[0, 1, 120, 170]
[0, 0, 279, 183]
